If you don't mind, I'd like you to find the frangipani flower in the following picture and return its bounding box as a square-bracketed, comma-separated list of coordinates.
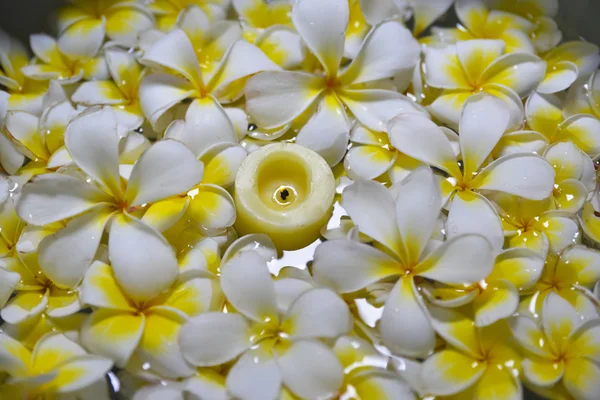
[22, 33, 107, 85]
[526, 245, 600, 319]
[0, 31, 48, 115]
[334, 335, 418, 399]
[424, 248, 544, 327]
[232, 0, 306, 69]
[17, 107, 204, 302]
[565, 68, 600, 119]
[139, 29, 278, 147]
[537, 41, 600, 94]
[437, 0, 537, 53]
[360, 0, 454, 37]
[179, 250, 352, 400]
[421, 309, 522, 398]
[57, 0, 154, 50]
[147, 0, 229, 31]
[245, 0, 422, 165]
[424, 39, 545, 128]
[313, 168, 495, 357]
[72, 49, 145, 130]
[79, 260, 220, 378]
[526, 92, 600, 159]
[389, 94, 555, 251]
[344, 122, 458, 183]
[0, 332, 113, 398]
[3, 100, 78, 177]
[492, 193, 580, 257]
[491, 0, 562, 53]
[509, 293, 600, 399]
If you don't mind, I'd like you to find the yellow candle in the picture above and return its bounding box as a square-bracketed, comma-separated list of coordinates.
[234, 143, 335, 251]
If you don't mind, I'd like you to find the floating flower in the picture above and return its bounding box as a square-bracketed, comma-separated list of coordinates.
[526, 92, 600, 159]
[424, 39, 545, 128]
[435, 0, 537, 53]
[334, 335, 418, 398]
[0, 31, 48, 114]
[245, 0, 422, 165]
[16, 107, 204, 302]
[21, 33, 107, 85]
[491, 193, 580, 257]
[3, 99, 78, 177]
[57, 0, 154, 50]
[565, 68, 600, 118]
[147, 0, 229, 31]
[525, 245, 600, 319]
[139, 29, 278, 147]
[509, 292, 600, 399]
[360, 0, 454, 37]
[72, 49, 145, 130]
[0, 332, 113, 398]
[79, 260, 220, 378]
[421, 309, 522, 398]
[179, 250, 352, 399]
[537, 41, 600, 94]
[492, 0, 562, 52]
[389, 94, 555, 251]
[344, 122, 458, 183]
[424, 248, 544, 327]
[312, 168, 495, 357]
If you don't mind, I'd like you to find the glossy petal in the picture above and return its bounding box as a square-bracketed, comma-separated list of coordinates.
[17, 174, 113, 226]
[509, 315, 553, 358]
[344, 145, 396, 180]
[542, 292, 581, 354]
[380, 277, 435, 358]
[296, 95, 350, 166]
[276, 340, 344, 400]
[187, 184, 236, 230]
[108, 214, 178, 302]
[474, 280, 520, 327]
[482, 52, 547, 97]
[420, 349, 485, 396]
[292, 0, 348, 77]
[227, 350, 281, 400]
[220, 250, 278, 323]
[245, 71, 323, 129]
[80, 261, 134, 311]
[38, 207, 113, 289]
[125, 140, 204, 207]
[180, 312, 250, 367]
[471, 154, 555, 200]
[58, 18, 105, 59]
[563, 358, 600, 399]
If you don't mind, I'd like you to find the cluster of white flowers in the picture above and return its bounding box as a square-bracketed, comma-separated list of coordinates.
[1, 0, 600, 398]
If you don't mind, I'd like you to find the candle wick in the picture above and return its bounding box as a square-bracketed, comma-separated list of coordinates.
[281, 189, 290, 201]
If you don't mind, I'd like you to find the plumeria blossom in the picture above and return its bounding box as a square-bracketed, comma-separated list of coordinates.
[0, 92, 27, 175]
[22, 33, 108, 85]
[526, 92, 600, 159]
[148, 0, 229, 31]
[435, 0, 538, 53]
[389, 94, 555, 251]
[313, 168, 495, 357]
[232, 0, 306, 69]
[360, 0, 454, 37]
[424, 39, 545, 128]
[423, 248, 544, 327]
[344, 122, 460, 183]
[0, 31, 48, 114]
[565, 68, 600, 119]
[0, 332, 113, 398]
[179, 250, 352, 400]
[140, 5, 243, 77]
[72, 49, 145, 130]
[490, 0, 562, 52]
[79, 260, 221, 378]
[3, 98, 78, 177]
[510, 293, 600, 399]
[524, 245, 600, 319]
[421, 309, 523, 398]
[245, 0, 423, 166]
[334, 335, 419, 399]
[57, 0, 154, 50]
[139, 28, 278, 148]
[16, 107, 204, 302]
[536, 41, 600, 94]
